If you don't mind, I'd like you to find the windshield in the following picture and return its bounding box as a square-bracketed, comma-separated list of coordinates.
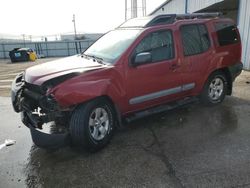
[83, 29, 141, 64]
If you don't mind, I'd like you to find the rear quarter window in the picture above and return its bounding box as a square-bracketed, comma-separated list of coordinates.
[215, 22, 239, 46]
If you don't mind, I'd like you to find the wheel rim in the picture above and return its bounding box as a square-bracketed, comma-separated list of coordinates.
[208, 77, 224, 101]
[88, 107, 110, 141]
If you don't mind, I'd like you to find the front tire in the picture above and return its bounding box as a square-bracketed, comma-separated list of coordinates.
[69, 99, 115, 152]
[201, 71, 227, 105]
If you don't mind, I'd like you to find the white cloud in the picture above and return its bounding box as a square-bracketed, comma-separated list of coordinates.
[0, 0, 165, 35]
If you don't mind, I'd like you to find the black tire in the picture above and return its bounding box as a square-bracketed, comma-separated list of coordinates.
[201, 71, 227, 105]
[69, 98, 115, 152]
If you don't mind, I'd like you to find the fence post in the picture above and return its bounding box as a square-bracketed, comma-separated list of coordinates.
[40, 43, 43, 55]
[67, 42, 70, 56]
[75, 41, 79, 54]
[79, 41, 82, 52]
[35, 43, 38, 54]
[2, 44, 6, 59]
[45, 42, 49, 57]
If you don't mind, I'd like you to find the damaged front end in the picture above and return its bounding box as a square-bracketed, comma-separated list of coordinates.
[11, 72, 72, 149]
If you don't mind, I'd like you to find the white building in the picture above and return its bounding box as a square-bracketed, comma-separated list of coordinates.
[149, 0, 250, 70]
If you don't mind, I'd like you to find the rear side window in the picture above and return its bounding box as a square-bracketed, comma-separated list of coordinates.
[180, 24, 210, 56]
[215, 22, 239, 46]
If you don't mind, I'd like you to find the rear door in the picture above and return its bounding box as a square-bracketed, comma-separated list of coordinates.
[178, 23, 213, 94]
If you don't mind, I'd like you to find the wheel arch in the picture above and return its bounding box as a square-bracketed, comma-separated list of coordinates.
[207, 67, 232, 95]
[77, 95, 123, 128]
[98, 95, 123, 128]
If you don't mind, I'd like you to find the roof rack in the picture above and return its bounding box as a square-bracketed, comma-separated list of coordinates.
[176, 12, 222, 20]
[118, 12, 222, 28]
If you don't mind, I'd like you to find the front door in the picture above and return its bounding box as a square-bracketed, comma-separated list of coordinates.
[125, 29, 190, 113]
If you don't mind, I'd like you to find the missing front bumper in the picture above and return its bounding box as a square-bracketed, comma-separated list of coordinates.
[11, 73, 71, 149]
[22, 111, 70, 149]
[29, 125, 70, 149]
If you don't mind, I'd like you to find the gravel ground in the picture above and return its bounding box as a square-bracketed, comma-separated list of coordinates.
[0, 58, 61, 96]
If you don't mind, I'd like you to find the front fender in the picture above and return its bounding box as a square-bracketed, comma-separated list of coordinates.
[52, 78, 125, 110]
[52, 79, 108, 107]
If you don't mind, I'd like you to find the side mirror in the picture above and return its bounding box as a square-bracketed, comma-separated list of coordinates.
[133, 52, 152, 66]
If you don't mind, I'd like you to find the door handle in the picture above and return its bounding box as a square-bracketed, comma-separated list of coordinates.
[170, 63, 180, 70]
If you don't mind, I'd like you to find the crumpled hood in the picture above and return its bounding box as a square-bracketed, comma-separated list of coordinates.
[24, 55, 107, 85]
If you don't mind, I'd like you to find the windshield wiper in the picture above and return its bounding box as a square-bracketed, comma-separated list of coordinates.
[81, 54, 105, 64]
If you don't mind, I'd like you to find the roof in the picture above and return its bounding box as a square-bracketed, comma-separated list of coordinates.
[149, 0, 173, 16]
[119, 13, 222, 29]
[119, 14, 175, 28]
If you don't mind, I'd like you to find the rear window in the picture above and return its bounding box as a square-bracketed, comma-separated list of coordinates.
[215, 22, 239, 46]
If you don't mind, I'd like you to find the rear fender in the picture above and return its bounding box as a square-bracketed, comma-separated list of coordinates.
[196, 52, 236, 94]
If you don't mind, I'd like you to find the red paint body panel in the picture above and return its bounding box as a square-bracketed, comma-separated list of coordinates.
[25, 55, 104, 85]
[24, 18, 242, 117]
[51, 66, 127, 113]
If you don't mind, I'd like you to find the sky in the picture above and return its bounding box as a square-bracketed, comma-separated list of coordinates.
[0, 0, 165, 37]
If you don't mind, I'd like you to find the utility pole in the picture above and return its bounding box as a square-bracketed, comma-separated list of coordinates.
[22, 34, 26, 46]
[72, 14, 79, 53]
[142, 0, 146, 16]
[125, 0, 127, 20]
[72, 14, 77, 40]
[185, 0, 188, 13]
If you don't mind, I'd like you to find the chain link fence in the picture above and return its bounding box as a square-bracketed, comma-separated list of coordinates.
[0, 40, 95, 59]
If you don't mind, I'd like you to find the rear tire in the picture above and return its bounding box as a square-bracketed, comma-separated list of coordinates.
[69, 98, 115, 152]
[201, 71, 227, 105]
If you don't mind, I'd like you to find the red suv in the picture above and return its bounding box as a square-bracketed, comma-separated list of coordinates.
[11, 13, 242, 151]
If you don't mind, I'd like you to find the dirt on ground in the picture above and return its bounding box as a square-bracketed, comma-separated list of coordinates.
[0, 58, 61, 96]
[232, 70, 250, 100]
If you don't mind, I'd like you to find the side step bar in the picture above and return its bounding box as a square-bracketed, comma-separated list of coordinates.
[125, 97, 199, 123]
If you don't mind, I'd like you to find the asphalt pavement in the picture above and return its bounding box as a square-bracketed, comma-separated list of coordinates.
[0, 73, 250, 188]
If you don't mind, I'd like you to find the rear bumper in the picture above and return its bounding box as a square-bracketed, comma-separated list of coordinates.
[229, 62, 243, 81]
